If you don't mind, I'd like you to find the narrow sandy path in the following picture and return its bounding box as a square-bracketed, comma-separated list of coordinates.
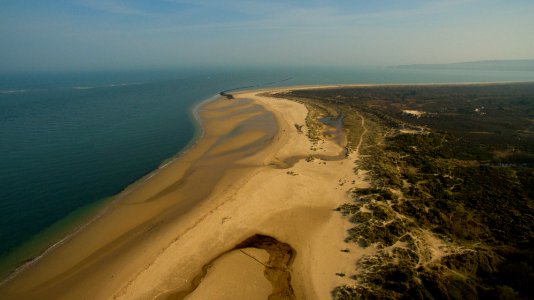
[354, 111, 368, 157]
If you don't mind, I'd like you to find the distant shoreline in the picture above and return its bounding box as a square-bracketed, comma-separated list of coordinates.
[392, 59, 534, 71]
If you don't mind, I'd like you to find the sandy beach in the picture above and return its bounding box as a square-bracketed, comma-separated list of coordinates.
[0, 88, 372, 299]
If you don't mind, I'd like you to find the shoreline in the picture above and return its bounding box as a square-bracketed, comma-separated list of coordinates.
[0, 93, 222, 285]
[0, 82, 524, 298]
[159, 93, 221, 168]
[0, 85, 321, 285]
[231, 80, 534, 96]
[0, 91, 284, 299]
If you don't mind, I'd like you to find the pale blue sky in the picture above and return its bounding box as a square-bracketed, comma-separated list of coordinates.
[1, 0, 533, 72]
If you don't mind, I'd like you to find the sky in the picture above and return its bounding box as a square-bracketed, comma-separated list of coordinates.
[1, 0, 533, 72]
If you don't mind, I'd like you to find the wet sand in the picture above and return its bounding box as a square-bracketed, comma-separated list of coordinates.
[0, 89, 372, 299]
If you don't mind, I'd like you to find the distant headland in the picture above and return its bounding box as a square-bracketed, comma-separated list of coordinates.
[393, 59, 534, 71]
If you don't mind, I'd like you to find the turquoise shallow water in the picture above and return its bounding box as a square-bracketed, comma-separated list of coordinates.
[1, 66, 534, 277]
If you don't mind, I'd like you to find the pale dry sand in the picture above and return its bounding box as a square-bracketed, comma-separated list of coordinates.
[0, 88, 372, 299]
[184, 248, 271, 300]
[402, 109, 426, 117]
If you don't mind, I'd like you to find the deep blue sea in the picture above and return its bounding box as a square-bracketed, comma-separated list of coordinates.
[1, 66, 534, 277]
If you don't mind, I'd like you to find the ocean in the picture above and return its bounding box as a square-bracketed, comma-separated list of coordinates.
[1, 66, 534, 278]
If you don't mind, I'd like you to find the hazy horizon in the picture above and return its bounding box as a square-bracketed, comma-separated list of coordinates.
[1, 0, 533, 73]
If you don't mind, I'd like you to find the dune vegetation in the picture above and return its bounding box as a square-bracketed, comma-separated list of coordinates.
[275, 83, 534, 299]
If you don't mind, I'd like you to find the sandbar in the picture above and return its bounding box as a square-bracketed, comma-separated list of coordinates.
[0, 88, 371, 299]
